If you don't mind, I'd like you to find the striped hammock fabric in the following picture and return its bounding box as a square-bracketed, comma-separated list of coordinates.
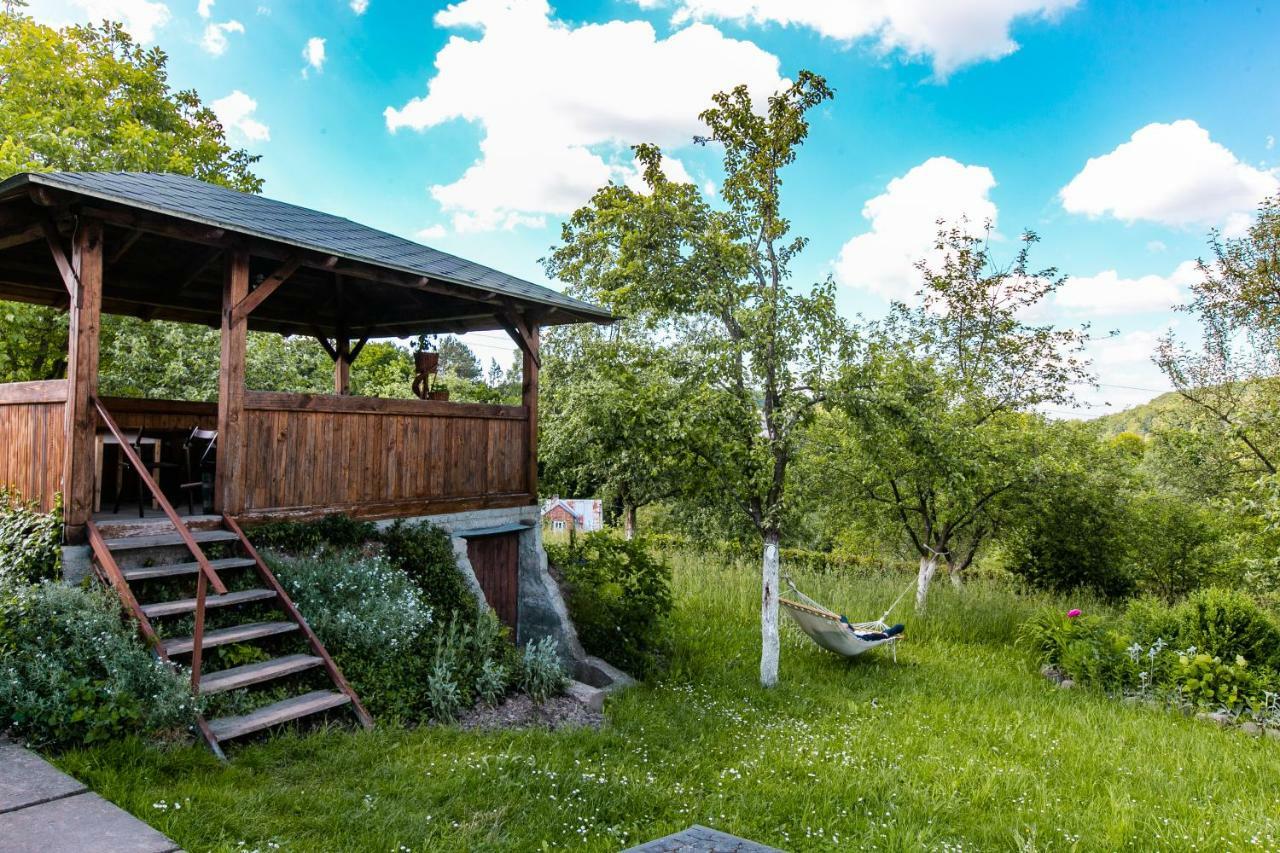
[780, 597, 899, 658]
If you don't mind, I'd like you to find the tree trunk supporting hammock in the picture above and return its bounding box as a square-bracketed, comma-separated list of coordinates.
[780, 576, 912, 660]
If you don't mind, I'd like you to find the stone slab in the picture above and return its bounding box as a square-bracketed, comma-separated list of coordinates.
[0, 740, 86, 814]
[0, 791, 180, 853]
[625, 825, 785, 853]
[565, 679, 606, 713]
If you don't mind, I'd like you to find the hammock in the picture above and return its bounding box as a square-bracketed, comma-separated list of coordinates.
[779, 576, 912, 660]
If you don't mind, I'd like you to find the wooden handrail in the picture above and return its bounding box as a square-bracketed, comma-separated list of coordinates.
[91, 396, 228, 595]
[86, 522, 165, 651]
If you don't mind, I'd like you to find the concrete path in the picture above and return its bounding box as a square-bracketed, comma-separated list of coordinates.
[625, 824, 786, 852]
[0, 738, 180, 853]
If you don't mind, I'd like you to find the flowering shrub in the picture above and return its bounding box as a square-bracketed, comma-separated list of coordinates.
[0, 582, 196, 748]
[546, 533, 672, 678]
[0, 488, 61, 587]
[1126, 589, 1280, 670]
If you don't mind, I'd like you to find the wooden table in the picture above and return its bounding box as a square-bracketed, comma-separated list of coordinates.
[94, 433, 161, 513]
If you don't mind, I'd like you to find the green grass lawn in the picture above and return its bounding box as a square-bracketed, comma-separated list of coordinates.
[53, 555, 1280, 852]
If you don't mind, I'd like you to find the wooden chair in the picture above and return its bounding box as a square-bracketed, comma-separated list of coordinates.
[112, 430, 170, 517]
[180, 427, 217, 515]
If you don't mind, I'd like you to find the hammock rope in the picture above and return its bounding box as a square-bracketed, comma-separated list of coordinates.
[779, 575, 915, 661]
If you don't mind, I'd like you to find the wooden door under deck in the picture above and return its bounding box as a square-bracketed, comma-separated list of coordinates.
[466, 532, 520, 632]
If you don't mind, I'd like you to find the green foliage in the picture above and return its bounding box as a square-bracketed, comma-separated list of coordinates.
[382, 520, 476, 619]
[248, 514, 377, 556]
[270, 550, 431, 721]
[517, 636, 568, 703]
[423, 610, 515, 722]
[0, 11, 260, 384]
[1129, 587, 1280, 669]
[0, 582, 196, 748]
[0, 488, 61, 587]
[546, 533, 673, 677]
[1173, 652, 1252, 709]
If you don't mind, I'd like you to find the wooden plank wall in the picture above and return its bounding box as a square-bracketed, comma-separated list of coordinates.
[238, 391, 531, 521]
[0, 381, 67, 512]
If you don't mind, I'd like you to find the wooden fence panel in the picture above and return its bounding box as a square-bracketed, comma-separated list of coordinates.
[239, 392, 532, 521]
[0, 381, 67, 512]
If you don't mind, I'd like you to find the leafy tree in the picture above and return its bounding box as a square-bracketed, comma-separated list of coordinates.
[539, 324, 687, 537]
[545, 72, 844, 686]
[0, 11, 261, 382]
[1154, 196, 1280, 493]
[436, 335, 483, 382]
[1126, 491, 1223, 602]
[831, 226, 1091, 610]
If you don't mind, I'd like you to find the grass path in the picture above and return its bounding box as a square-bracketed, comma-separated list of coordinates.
[53, 559, 1280, 851]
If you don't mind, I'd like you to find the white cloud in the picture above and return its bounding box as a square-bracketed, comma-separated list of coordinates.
[200, 19, 243, 56]
[384, 0, 785, 232]
[834, 157, 998, 300]
[302, 36, 326, 72]
[197, 0, 214, 18]
[1061, 120, 1278, 237]
[31, 0, 172, 42]
[666, 0, 1078, 77]
[1145, 240, 1167, 253]
[1268, 135, 1276, 151]
[350, 0, 369, 12]
[415, 224, 447, 240]
[1055, 260, 1199, 318]
[1061, 326, 1175, 417]
[212, 90, 270, 142]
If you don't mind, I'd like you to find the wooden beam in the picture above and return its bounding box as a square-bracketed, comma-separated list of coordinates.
[522, 322, 540, 502]
[61, 218, 103, 541]
[312, 332, 338, 360]
[500, 308, 541, 370]
[107, 230, 144, 266]
[216, 252, 250, 515]
[141, 247, 223, 320]
[43, 221, 77, 297]
[0, 222, 43, 251]
[332, 276, 349, 394]
[348, 336, 369, 363]
[231, 254, 302, 325]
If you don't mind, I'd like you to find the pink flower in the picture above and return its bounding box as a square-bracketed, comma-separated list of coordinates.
[1066, 609, 1082, 618]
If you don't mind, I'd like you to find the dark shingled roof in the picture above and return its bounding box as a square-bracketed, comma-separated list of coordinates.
[0, 171, 612, 325]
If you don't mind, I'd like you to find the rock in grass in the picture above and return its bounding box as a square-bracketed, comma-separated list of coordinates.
[1058, 679, 1076, 690]
[1240, 722, 1263, 737]
[1266, 727, 1280, 741]
[1196, 711, 1232, 727]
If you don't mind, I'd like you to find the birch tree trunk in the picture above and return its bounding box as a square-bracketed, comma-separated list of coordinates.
[760, 529, 781, 687]
[623, 504, 637, 540]
[915, 553, 939, 613]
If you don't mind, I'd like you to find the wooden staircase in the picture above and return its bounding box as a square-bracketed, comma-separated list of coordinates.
[87, 398, 372, 759]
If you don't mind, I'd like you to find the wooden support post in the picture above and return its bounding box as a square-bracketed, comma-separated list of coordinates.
[522, 323, 539, 502]
[334, 337, 350, 395]
[60, 219, 103, 541]
[216, 251, 249, 515]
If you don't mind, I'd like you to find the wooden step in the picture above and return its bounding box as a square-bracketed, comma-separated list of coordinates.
[141, 588, 275, 618]
[208, 690, 351, 742]
[103, 529, 238, 551]
[199, 654, 324, 695]
[123, 557, 257, 582]
[163, 620, 298, 656]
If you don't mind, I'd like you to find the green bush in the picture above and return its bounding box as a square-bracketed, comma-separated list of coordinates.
[0, 488, 61, 587]
[0, 583, 196, 748]
[382, 520, 476, 619]
[546, 533, 673, 678]
[247, 513, 376, 555]
[422, 610, 515, 721]
[270, 550, 433, 721]
[1126, 588, 1280, 669]
[1173, 652, 1253, 709]
[518, 636, 568, 703]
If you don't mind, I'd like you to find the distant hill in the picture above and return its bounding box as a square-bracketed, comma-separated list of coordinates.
[1088, 391, 1193, 437]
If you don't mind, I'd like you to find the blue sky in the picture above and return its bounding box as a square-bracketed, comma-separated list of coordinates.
[30, 0, 1280, 414]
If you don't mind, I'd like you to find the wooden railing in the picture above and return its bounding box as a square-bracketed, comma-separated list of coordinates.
[234, 391, 532, 521]
[0, 380, 66, 511]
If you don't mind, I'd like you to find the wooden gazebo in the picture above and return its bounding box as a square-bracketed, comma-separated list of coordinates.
[0, 171, 611, 540]
[0, 171, 611, 754]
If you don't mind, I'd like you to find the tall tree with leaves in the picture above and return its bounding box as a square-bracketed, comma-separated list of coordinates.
[828, 226, 1091, 610]
[1155, 195, 1280, 493]
[0, 11, 261, 382]
[546, 72, 844, 686]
